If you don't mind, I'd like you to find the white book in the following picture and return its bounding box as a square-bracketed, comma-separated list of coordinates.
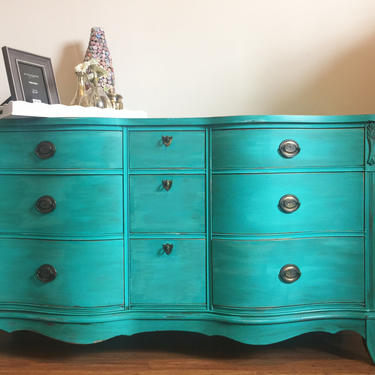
[0, 101, 147, 119]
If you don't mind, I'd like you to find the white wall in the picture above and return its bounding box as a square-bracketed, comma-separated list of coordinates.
[1, 0, 375, 117]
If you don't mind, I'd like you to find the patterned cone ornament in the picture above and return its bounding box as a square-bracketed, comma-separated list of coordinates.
[84, 26, 115, 93]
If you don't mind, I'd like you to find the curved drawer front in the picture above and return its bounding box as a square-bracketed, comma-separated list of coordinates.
[0, 131, 122, 169]
[129, 130, 205, 169]
[0, 175, 123, 236]
[130, 239, 206, 307]
[213, 128, 364, 169]
[130, 175, 205, 233]
[213, 237, 364, 309]
[213, 172, 363, 234]
[0, 239, 124, 307]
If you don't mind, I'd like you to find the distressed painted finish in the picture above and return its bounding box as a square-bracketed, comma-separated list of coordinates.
[213, 172, 364, 235]
[129, 130, 205, 169]
[213, 128, 364, 169]
[0, 175, 123, 237]
[0, 115, 374, 363]
[130, 239, 206, 307]
[129, 174, 205, 233]
[0, 130, 122, 169]
[0, 238, 124, 307]
[212, 237, 364, 308]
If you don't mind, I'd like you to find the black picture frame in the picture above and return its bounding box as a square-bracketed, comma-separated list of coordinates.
[2, 46, 59, 104]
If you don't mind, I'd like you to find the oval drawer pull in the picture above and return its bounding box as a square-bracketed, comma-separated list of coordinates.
[36, 264, 57, 283]
[279, 194, 300, 213]
[279, 139, 300, 158]
[163, 243, 173, 255]
[162, 136, 173, 147]
[35, 141, 56, 159]
[162, 179, 173, 191]
[279, 264, 301, 283]
[36, 195, 56, 214]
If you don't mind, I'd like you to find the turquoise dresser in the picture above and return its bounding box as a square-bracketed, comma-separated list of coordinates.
[0, 114, 374, 362]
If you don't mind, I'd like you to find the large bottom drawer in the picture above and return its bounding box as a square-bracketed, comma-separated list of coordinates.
[213, 237, 364, 309]
[0, 239, 124, 308]
[130, 238, 206, 308]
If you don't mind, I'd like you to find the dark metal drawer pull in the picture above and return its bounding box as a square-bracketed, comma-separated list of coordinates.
[35, 141, 56, 159]
[162, 179, 173, 191]
[279, 139, 300, 158]
[36, 195, 56, 214]
[163, 243, 173, 255]
[279, 194, 300, 214]
[162, 136, 173, 147]
[279, 264, 301, 283]
[36, 264, 57, 283]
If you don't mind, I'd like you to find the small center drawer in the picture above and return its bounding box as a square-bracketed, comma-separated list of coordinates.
[130, 175, 205, 233]
[213, 128, 364, 169]
[129, 130, 205, 169]
[130, 239, 206, 307]
[0, 130, 122, 169]
[0, 239, 124, 308]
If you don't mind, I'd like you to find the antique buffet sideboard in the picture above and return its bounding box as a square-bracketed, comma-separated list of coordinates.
[0, 114, 374, 363]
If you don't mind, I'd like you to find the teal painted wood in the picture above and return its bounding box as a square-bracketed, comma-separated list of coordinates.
[129, 130, 205, 169]
[130, 239, 206, 307]
[123, 128, 130, 309]
[0, 130, 122, 169]
[0, 304, 366, 322]
[366, 319, 375, 364]
[0, 238, 124, 307]
[213, 172, 364, 234]
[0, 114, 374, 127]
[213, 128, 364, 169]
[0, 115, 373, 363]
[129, 174, 205, 233]
[0, 175, 123, 237]
[365, 171, 372, 310]
[212, 237, 364, 308]
[206, 128, 212, 310]
[0, 317, 365, 345]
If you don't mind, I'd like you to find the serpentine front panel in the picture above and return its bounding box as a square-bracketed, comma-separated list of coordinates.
[0, 115, 374, 363]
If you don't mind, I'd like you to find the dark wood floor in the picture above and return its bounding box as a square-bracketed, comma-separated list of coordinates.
[0, 330, 373, 374]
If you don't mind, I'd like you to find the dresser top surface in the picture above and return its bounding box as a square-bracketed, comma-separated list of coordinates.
[0, 114, 374, 128]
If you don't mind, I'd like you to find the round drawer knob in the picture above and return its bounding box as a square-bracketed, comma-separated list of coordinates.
[36, 264, 57, 283]
[35, 141, 56, 159]
[36, 195, 56, 214]
[279, 194, 300, 213]
[279, 264, 301, 283]
[279, 139, 300, 158]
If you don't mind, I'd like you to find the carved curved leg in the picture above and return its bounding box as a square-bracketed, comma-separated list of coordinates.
[366, 320, 375, 364]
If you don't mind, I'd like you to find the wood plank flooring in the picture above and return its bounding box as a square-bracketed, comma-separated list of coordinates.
[0, 330, 372, 374]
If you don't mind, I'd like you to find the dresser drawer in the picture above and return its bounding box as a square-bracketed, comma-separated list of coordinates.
[0, 239, 124, 307]
[0, 131, 122, 169]
[213, 172, 363, 234]
[0, 175, 123, 236]
[130, 175, 205, 233]
[213, 237, 364, 309]
[129, 130, 205, 169]
[213, 128, 364, 169]
[130, 239, 206, 307]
